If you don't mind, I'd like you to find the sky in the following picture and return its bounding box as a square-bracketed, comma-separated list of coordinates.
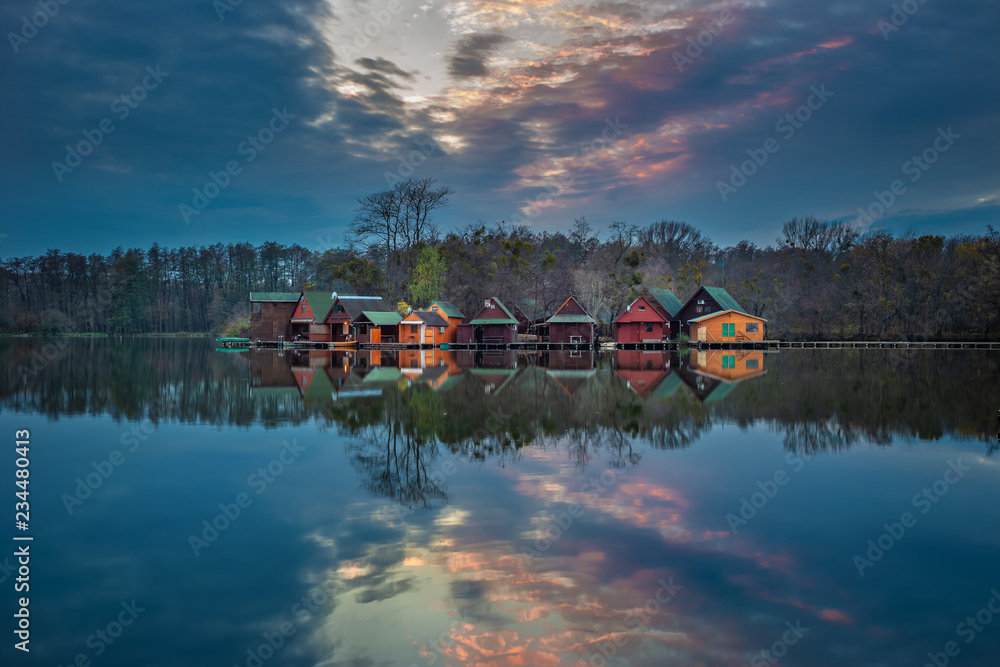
[1, 0, 998, 257]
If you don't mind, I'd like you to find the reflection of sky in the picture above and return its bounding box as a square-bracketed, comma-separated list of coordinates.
[13, 410, 1000, 666]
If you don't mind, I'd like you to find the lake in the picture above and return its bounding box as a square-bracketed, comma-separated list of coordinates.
[1, 338, 999, 667]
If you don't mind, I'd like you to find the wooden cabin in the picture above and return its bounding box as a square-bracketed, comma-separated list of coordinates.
[614, 350, 674, 396]
[427, 301, 466, 342]
[687, 309, 767, 342]
[680, 349, 766, 403]
[545, 295, 596, 344]
[467, 297, 519, 344]
[400, 310, 452, 345]
[249, 292, 299, 342]
[289, 291, 337, 342]
[673, 286, 749, 339]
[353, 310, 403, 344]
[644, 287, 684, 335]
[324, 295, 394, 342]
[613, 295, 671, 343]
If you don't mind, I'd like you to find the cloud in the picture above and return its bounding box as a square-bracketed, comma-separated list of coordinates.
[447, 32, 512, 78]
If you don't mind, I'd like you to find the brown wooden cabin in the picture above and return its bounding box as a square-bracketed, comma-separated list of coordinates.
[400, 310, 452, 345]
[687, 309, 766, 343]
[673, 286, 748, 339]
[614, 295, 670, 343]
[467, 297, 519, 344]
[546, 295, 596, 344]
[353, 310, 403, 344]
[249, 292, 299, 342]
[289, 291, 337, 342]
[324, 295, 394, 342]
[426, 301, 466, 342]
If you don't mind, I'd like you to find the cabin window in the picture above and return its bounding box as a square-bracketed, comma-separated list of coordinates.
[645, 323, 653, 332]
[746, 358, 759, 369]
[695, 306, 703, 313]
[439, 327, 445, 334]
[722, 323, 735, 337]
[722, 355, 736, 368]
[252, 302, 261, 313]
[638, 305, 645, 311]
[334, 304, 343, 312]
[746, 322, 759, 334]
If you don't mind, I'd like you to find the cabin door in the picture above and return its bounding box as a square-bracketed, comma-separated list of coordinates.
[698, 326, 707, 342]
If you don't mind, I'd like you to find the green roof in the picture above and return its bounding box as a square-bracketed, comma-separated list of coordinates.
[546, 313, 595, 324]
[649, 372, 683, 400]
[362, 367, 403, 383]
[703, 381, 738, 404]
[702, 286, 746, 314]
[471, 298, 518, 325]
[302, 291, 337, 321]
[431, 301, 465, 319]
[647, 288, 683, 317]
[360, 310, 403, 325]
[250, 292, 300, 302]
[688, 309, 767, 324]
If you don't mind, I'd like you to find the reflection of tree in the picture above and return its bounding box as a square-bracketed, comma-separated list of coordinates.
[346, 421, 448, 509]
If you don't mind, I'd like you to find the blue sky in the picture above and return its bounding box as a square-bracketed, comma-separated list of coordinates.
[1, 0, 998, 257]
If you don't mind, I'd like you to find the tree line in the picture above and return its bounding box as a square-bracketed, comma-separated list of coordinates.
[2, 178, 999, 339]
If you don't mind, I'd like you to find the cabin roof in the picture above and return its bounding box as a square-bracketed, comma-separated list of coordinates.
[688, 309, 767, 323]
[645, 288, 683, 317]
[546, 296, 596, 324]
[407, 311, 450, 327]
[250, 292, 300, 302]
[701, 286, 747, 314]
[431, 301, 465, 319]
[471, 297, 518, 325]
[334, 295, 391, 320]
[614, 295, 669, 323]
[358, 310, 403, 326]
[302, 291, 337, 321]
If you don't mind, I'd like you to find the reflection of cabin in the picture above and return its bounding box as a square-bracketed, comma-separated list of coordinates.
[688, 310, 766, 343]
[426, 301, 465, 342]
[290, 291, 337, 342]
[679, 349, 766, 402]
[546, 350, 596, 396]
[614, 350, 675, 396]
[249, 292, 299, 342]
[674, 286, 748, 339]
[353, 310, 403, 344]
[461, 297, 519, 344]
[400, 310, 452, 345]
[325, 295, 394, 342]
[614, 295, 670, 343]
[546, 296, 596, 344]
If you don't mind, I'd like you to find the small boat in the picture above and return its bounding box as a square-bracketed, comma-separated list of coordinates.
[331, 340, 358, 349]
[215, 337, 250, 348]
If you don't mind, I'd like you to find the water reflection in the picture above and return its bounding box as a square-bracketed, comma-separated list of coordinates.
[3, 339, 1000, 666]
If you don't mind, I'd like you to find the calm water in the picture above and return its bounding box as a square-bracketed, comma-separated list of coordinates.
[1, 338, 999, 667]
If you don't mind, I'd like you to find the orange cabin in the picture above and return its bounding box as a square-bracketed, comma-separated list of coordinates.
[687, 309, 766, 343]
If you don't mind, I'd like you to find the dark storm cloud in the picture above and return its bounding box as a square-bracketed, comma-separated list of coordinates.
[1, 0, 997, 255]
[447, 31, 511, 78]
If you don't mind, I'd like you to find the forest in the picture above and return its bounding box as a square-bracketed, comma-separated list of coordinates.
[2, 178, 998, 340]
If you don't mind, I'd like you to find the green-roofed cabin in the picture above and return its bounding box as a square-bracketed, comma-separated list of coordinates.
[353, 310, 403, 344]
[545, 295, 596, 344]
[249, 292, 300, 342]
[324, 294, 394, 342]
[290, 291, 338, 342]
[462, 297, 518, 344]
[673, 286, 748, 339]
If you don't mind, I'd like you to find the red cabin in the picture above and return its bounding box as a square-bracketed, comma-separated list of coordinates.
[613, 295, 670, 344]
[545, 296, 596, 344]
